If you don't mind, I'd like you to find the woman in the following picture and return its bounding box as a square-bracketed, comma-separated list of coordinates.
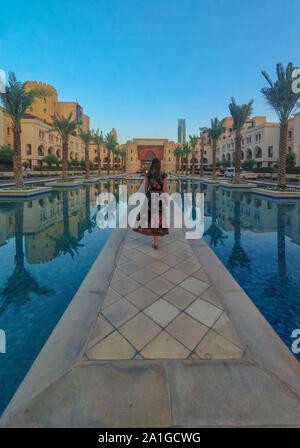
[133, 158, 169, 249]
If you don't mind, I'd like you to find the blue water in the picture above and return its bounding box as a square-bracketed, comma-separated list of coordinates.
[182, 180, 300, 362]
[0, 181, 136, 415]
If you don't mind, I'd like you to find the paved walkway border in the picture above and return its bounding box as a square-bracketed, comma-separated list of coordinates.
[1, 181, 300, 427]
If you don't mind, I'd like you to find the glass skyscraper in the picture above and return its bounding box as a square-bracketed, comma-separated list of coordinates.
[178, 118, 186, 143]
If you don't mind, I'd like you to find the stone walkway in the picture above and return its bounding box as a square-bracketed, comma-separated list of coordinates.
[86, 228, 245, 361]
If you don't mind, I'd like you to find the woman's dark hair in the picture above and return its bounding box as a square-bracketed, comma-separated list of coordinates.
[148, 158, 163, 185]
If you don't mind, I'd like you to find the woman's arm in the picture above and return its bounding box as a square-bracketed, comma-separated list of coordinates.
[163, 177, 167, 193]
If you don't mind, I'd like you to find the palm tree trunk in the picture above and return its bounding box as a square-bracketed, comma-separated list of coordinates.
[107, 151, 110, 175]
[212, 140, 217, 179]
[62, 140, 68, 182]
[13, 127, 24, 189]
[97, 148, 101, 176]
[192, 152, 195, 175]
[113, 154, 115, 174]
[234, 132, 242, 183]
[85, 144, 90, 179]
[278, 122, 288, 189]
[185, 158, 188, 176]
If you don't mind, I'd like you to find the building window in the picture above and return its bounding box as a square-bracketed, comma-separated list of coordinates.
[268, 146, 273, 157]
[43, 98, 46, 103]
[288, 146, 292, 153]
[7, 127, 10, 136]
[26, 144, 32, 155]
[43, 108, 46, 113]
[288, 130, 292, 139]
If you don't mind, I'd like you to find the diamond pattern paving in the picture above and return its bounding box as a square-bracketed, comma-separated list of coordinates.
[85, 230, 245, 360]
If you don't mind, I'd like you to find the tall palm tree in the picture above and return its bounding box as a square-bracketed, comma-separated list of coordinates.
[114, 148, 121, 173]
[228, 98, 253, 183]
[51, 113, 79, 182]
[228, 193, 251, 271]
[92, 129, 104, 177]
[182, 142, 191, 175]
[80, 129, 93, 180]
[173, 146, 182, 173]
[104, 133, 118, 175]
[188, 135, 198, 175]
[0, 72, 48, 188]
[261, 63, 300, 189]
[201, 118, 225, 179]
[198, 130, 206, 178]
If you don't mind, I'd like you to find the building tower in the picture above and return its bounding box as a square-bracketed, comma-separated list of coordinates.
[178, 119, 186, 144]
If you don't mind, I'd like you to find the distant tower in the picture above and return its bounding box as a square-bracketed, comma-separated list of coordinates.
[110, 128, 118, 141]
[178, 119, 186, 144]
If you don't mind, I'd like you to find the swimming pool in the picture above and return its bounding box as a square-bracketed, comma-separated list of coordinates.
[180, 179, 300, 362]
[0, 180, 140, 415]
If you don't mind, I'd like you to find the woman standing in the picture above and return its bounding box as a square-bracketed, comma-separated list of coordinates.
[133, 158, 169, 249]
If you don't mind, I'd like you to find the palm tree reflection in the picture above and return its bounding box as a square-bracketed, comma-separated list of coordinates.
[0, 202, 54, 314]
[204, 187, 228, 247]
[228, 193, 251, 271]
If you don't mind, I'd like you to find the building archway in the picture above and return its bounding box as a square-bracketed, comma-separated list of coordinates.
[38, 144, 45, 157]
[246, 148, 252, 159]
[255, 146, 262, 158]
[56, 149, 61, 158]
[48, 146, 54, 155]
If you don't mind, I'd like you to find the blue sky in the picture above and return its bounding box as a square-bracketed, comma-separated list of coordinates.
[1, 0, 300, 143]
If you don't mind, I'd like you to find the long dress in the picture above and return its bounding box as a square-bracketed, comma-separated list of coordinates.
[133, 173, 169, 236]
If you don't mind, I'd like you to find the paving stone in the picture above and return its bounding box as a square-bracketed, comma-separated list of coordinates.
[119, 313, 161, 351]
[146, 276, 174, 295]
[87, 331, 135, 360]
[200, 286, 224, 309]
[180, 276, 210, 296]
[147, 261, 172, 274]
[163, 286, 197, 310]
[102, 298, 139, 328]
[162, 268, 189, 285]
[111, 268, 127, 283]
[144, 299, 180, 327]
[212, 312, 244, 349]
[195, 330, 244, 360]
[175, 260, 199, 275]
[126, 286, 159, 310]
[185, 298, 222, 327]
[130, 268, 158, 284]
[111, 276, 140, 296]
[192, 268, 210, 284]
[166, 313, 209, 350]
[102, 287, 122, 309]
[87, 315, 114, 349]
[119, 261, 141, 275]
[162, 254, 187, 267]
[141, 331, 190, 359]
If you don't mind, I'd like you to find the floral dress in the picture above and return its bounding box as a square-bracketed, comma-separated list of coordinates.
[133, 173, 169, 236]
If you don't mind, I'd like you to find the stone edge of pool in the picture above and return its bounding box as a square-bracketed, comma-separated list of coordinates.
[1, 182, 300, 427]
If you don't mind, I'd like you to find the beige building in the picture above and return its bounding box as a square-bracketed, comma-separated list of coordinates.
[0, 107, 3, 146]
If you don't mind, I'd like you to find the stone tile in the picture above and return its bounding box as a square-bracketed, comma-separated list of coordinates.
[146, 276, 174, 295]
[102, 298, 139, 328]
[141, 330, 190, 359]
[116, 254, 129, 266]
[166, 313, 209, 350]
[133, 353, 144, 359]
[162, 254, 187, 267]
[188, 351, 201, 360]
[173, 248, 193, 258]
[130, 268, 158, 284]
[133, 253, 156, 268]
[163, 286, 196, 310]
[87, 331, 135, 360]
[185, 298, 222, 327]
[212, 312, 244, 348]
[195, 330, 244, 360]
[200, 286, 224, 309]
[186, 254, 201, 266]
[102, 287, 122, 309]
[144, 298, 180, 327]
[87, 314, 114, 349]
[147, 249, 168, 259]
[111, 267, 127, 283]
[175, 260, 199, 275]
[126, 286, 159, 310]
[119, 261, 141, 275]
[121, 248, 139, 260]
[162, 268, 189, 285]
[192, 268, 210, 284]
[119, 313, 161, 351]
[136, 244, 153, 254]
[147, 261, 171, 274]
[111, 276, 140, 296]
[180, 276, 210, 296]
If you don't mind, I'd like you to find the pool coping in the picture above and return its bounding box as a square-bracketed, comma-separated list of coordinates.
[1, 183, 300, 427]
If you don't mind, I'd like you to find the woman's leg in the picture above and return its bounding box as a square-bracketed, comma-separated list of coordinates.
[153, 235, 158, 248]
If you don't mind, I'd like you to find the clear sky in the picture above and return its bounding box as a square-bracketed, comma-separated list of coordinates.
[1, 0, 300, 143]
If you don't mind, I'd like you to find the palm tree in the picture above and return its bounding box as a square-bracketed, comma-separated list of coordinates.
[0, 72, 48, 188]
[228, 98, 253, 184]
[50, 113, 79, 182]
[80, 129, 93, 180]
[114, 148, 121, 173]
[204, 187, 228, 246]
[173, 146, 182, 173]
[198, 130, 206, 177]
[228, 193, 251, 271]
[201, 118, 225, 179]
[92, 129, 104, 177]
[104, 133, 118, 175]
[261, 63, 300, 189]
[182, 142, 191, 175]
[119, 149, 127, 173]
[188, 135, 198, 176]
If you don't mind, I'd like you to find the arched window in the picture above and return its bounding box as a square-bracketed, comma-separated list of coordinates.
[255, 147, 262, 158]
[38, 145, 44, 156]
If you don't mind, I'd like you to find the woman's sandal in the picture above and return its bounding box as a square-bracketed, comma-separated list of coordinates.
[152, 243, 158, 250]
